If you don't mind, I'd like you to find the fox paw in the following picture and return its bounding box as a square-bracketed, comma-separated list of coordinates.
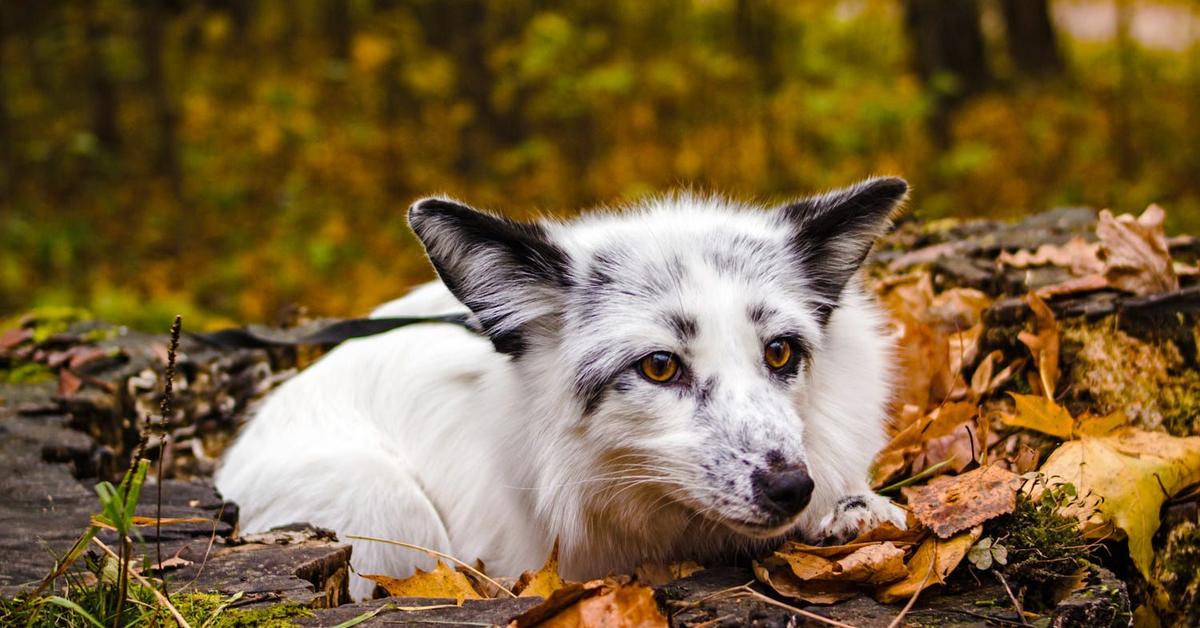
[817, 493, 907, 545]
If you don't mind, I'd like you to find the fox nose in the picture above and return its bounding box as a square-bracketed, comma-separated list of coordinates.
[753, 465, 814, 517]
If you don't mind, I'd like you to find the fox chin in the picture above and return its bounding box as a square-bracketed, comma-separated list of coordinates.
[215, 177, 909, 600]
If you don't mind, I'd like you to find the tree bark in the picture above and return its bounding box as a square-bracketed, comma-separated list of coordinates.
[1000, 0, 1064, 78]
[734, 0, 781, 91]
[138, 0, 182, 198]
[902, 0, 992, 144]
[82, 0, 121, 152]
[0, 3, 12, 194]
[326, 0, 351, 61]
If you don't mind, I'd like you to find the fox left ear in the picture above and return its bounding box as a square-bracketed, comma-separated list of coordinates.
[777, 177, 908, 323]
[408, 197, 569, 356]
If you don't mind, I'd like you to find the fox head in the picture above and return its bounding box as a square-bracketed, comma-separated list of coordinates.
[408, 178, 906, 548]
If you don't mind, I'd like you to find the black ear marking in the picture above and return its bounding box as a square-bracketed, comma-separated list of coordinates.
[778, 177, 908, 324]
[408, 197, 570, 356]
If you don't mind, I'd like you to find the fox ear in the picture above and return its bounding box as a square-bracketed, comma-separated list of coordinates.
[408, 198, 569, 356]
[777, 177, 908, 323]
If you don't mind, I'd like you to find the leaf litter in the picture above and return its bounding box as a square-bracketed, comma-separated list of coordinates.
[347, 202, 1197, 622]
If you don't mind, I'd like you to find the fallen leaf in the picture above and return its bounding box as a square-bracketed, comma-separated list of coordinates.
[364, 561, 483, 602]
[1074, 410, 1128, 437]
[509, 577, 666, 628]
[633, 560, 703, 586]
[58, 368, 82, 397]
[998, 237, 1105, 274]
[875, 526, 981, 603]
[903, 465, 1022, 538]
[1002, 393, 1074, 440]
[755, 542, 908, 604]
[1017, 292, 1059, 397]
[1038, 428, 1200, 577]
[514, 540, 568, 598]
[1098, 205, 1179, 296]
[0, 327, 32, 352]
[753, 562, 859, 604]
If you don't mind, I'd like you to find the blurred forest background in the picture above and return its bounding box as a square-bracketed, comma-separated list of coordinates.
[1, 0, 1198, 329]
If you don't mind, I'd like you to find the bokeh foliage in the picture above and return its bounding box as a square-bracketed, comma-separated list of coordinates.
[1, 1, 1197, 329]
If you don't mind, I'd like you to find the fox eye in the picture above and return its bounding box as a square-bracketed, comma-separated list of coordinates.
[639, 352, 680, 383]
[764, 338, 793, 370]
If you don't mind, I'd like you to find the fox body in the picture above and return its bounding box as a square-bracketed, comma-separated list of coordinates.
[215, 178, 909, 600]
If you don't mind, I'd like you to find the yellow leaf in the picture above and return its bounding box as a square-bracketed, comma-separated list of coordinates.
[1003, 393, 1074, 440]
[875, 526, 981, 603]
[514, 540, 568, 598]
[1074, 410, 1128, 438]
[1018, 291, 1060, 396]
[1038, 428, 1200, 577]
[755, 542, 908, 604]
[363, 561, 482, 602]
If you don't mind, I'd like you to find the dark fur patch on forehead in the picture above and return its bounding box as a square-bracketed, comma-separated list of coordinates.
[663, 312, 697, 343]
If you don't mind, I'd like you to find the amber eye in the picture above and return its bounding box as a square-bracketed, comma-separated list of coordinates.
[639, 352, 680, 383]
[764, 339, 793, 370]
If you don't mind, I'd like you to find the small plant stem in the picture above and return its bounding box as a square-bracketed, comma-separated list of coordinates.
[92, 537, 193, 628]
[157, 315, 181, 598]
[879, 459, 952, 494]
[345, 534, 516, 598]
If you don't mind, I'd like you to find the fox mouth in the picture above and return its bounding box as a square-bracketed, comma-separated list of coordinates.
[715, 513, 803, 539]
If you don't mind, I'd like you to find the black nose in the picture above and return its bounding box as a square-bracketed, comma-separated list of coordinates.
[753, 465, 814, 517]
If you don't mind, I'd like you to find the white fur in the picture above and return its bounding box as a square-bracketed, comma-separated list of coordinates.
[215, 186, 906, 600]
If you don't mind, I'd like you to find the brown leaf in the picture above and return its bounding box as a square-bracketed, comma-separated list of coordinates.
[903, 465, 1021, 538]
[753, 561, 859, 604]
[998, 237, 1104, 275]
[633, 560, 703, 587]
[58, 368, 82, 397]
[513, 540, 568, 598]
[509, 577, 666, 628]
[364, 561, 483, 602]
[1098, 205, 1179, 296]
[0, 327, 32, 352]
[875, 526, 981, 603]
[1035, 273, 1110, 299]
[1018, 292, 1059, 397]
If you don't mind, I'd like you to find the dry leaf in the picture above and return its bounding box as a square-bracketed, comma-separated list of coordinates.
[755, 542, 908, 604]
[753, 562, 859, 604]
[509, 577, 666, 628]
[1002, 393, 1074, 440]
[514, 540, 568, 598]
[875, 526, 981, 603]
[1097, 205, 1179, 296]
[1074, 410, 1128, 437]
[998, 237, 1104, 275]
[1038, 428, 1200, 577]
[903, 465, 1021, 538]
[1035, 273, 1111, 299]
[1017, 292, 1059, 397]
[633, 560, 703, 586]
[364, 561, 483, 602]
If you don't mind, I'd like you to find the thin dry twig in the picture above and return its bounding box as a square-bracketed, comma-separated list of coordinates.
[92, 537, 193, 628]
[346, 534, 516, 598]
[995, 571, 1029, 626]
[718, 585, 858, 628]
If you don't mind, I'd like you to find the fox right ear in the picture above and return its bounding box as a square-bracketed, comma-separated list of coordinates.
[408, 198, 569, 356]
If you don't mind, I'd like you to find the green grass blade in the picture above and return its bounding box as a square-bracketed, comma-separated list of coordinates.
[46, 596, 106, 628]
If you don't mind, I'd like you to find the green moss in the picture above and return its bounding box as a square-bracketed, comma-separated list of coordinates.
[1152, 521, 1200, 625]
[4, 306, 93, 343]
[164, 593, 313, 628]
[1063, 319, 1200, 436]
[0, 361, 55, 384]
[991, 481, 1092, 611]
